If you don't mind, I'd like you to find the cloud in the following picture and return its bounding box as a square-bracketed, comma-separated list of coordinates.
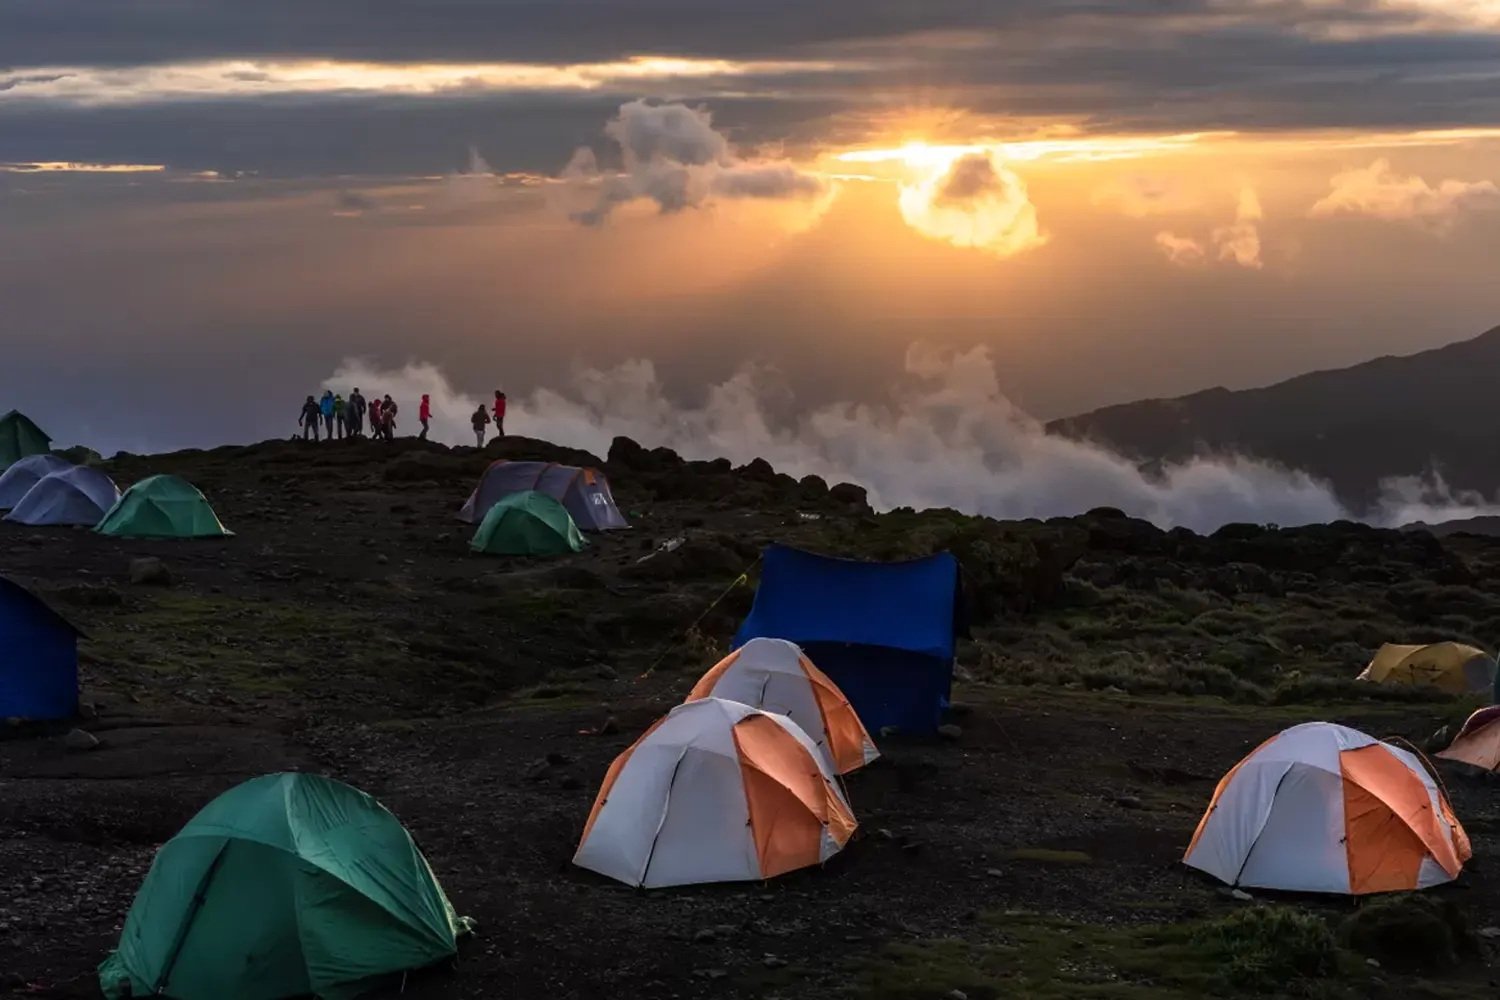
[896, 151, 1047, 256]
[1307, 157, 1500, 227]
[1093, 175, 1199, 217]
[323, 344, 1358, 533]
[1154, 231, 1206, 265]
[560, 100, 829, 225]
[1374, 471, 1500, 527]
[1211, 188, 1263, 269]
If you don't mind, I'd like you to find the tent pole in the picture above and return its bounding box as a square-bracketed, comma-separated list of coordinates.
[154, 842, 230, 994]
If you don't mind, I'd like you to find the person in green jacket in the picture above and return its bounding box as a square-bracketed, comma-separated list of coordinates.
[333, 394, 347, 440]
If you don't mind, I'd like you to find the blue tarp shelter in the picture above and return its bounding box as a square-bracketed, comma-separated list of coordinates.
[0, 576, 82, 720]
[733, 545, 966, 734]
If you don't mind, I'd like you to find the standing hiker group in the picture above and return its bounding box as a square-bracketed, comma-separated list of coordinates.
[298, 388, 507, 446]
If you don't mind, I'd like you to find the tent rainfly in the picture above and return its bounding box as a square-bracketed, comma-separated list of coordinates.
[5, 466, 121, 527]
[1357, 642, 1496, 695]
[0, 410, 52, 471]
[686, 637, 879, 774]
[457, 460, 627, 530]
[733, 544, 968, 734]
[0, 575, 82, 720]
[0, 453, 72, 508]
[573, 697, 857, 888]
[1183, 721, 1470, 895]
[99, 772, 472, 1000]
[1436, 706, 1500, 771]
[95, 474, 233, 539]
[470, 490, 588, 556]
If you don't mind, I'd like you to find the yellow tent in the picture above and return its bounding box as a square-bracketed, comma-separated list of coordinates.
[1357, 642, 1496, 695]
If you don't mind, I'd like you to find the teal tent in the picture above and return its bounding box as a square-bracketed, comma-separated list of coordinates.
[470, 490, 588, 556]
[95, 474, 233, 539]
[0, 410, 52, 470]
[99, 773, 472, 1000]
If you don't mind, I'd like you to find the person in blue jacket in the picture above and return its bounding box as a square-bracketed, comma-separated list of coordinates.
[319, 390, 335, 438]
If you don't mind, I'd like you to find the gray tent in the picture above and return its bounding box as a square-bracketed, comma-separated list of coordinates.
[457, 460, 628, 530]
[0, 454, 72, 509]
[5, 466, 121, 526]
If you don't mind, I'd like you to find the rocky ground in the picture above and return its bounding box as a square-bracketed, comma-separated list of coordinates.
[4, 435, 1500, 999]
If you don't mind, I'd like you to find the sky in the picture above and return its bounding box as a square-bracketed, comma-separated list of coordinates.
[4, 2, 1500, 525]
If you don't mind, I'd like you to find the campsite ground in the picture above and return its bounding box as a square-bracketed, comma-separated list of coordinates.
[4, 436, 1500, 999]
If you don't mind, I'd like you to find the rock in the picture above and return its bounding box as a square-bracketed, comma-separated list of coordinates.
[523, 758, 551, 781]
[937, 724, 963, 741]
[985, 868, 1004, 878]
[64, 728, 100, 752]
[947, 991, 970, 1000]
[1230, 889, 1253, 901]
[78, 701, 98, 719]
[1479, 927, 1500, 939]
[799, 474, 829, 499]
[128, 557, 172, 586]
[594, 664, 619, 681]
[1114, 795, 1144, 810]
[879, 726, 900, 739]
[828, 482, 871, 511]
[597, 716, 619, 736]
[375, 554, 390, 565]
[691, 969, 729, 980]
[560, 775, 583, 791]
[693, 928, 717, 943]
[762, 955, 788, 969]
[606, 435, 650, 470]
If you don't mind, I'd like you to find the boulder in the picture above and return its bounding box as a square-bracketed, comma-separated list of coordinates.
[128, 557, 172, 587]
[64, 728, 100, 752]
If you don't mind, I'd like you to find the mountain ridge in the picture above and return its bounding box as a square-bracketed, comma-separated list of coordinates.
[1046, 324, 1500, 510]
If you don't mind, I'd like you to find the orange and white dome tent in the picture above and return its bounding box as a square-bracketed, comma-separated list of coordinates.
[685, 637, 879, 775]
[1184, 722, 1470, 895]
[1436, 706, 1500, 771]
[573, 697, 857, 888]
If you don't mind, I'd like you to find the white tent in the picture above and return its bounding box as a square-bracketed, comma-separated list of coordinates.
[0, 454, 72, 509]
[1183, 722, 1470, 895]
[686, 637, 879, 775]
[574, 697, 857, 888]
[5, 466, 121, 527]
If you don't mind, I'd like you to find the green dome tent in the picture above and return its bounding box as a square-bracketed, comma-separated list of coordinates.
[95, 474, 233, 539]
[99, 772, 472, 1000]
[0, 410, 52, 471]
[470, 490, 588, 556]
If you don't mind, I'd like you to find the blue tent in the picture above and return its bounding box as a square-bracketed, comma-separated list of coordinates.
[733, 545, 965, 734]
[0, 576, 82, 720]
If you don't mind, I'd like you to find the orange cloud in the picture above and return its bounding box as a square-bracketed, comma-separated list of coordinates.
[1307, 158, 1500, 227]
[1154, 231, 1207, 265]
[1211, 188, 1263, 269]
[895, 151, 1047, 256]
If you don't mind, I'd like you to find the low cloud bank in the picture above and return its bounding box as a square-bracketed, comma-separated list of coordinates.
[323, 346, 1500, 533]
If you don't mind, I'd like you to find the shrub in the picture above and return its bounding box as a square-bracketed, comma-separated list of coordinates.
[1190, 906, 1339, 992]
[1337, 895, 1477, 974]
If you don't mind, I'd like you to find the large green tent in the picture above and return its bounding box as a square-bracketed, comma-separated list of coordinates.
[99, 772, 472, 1000]
[95, 474, 233, 539]
[0, 410, 52, 470]
[470, 490, 588, 556]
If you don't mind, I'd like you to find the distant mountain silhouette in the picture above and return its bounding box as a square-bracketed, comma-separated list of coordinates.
[1400, 515, 1500, 538]
[1046, 325, 1500, 512]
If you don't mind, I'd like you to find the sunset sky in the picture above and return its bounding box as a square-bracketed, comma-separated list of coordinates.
[4, 1, 1500, 455]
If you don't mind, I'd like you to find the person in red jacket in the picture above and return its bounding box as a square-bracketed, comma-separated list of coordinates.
[493, 390, 507, 438]
[419, 394, 432, 440]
